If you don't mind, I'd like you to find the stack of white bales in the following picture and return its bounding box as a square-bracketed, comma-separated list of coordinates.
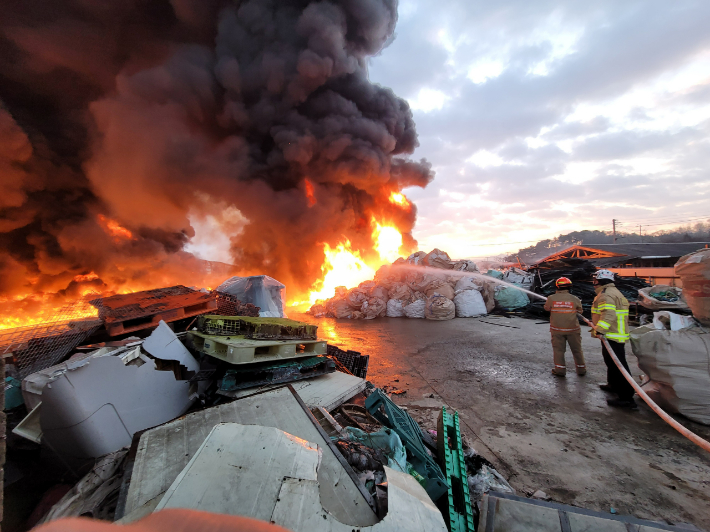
[308, 249, 495, 320]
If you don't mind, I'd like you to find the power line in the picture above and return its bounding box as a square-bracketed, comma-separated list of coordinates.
[628, 217, 710, 228]
[619, 214, 710, 225]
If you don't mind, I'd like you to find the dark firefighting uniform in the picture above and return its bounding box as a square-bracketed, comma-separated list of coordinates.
[591, 283, 634, 400]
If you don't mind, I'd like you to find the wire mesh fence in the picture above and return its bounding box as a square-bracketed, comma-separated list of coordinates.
[0, 300, 102, 379]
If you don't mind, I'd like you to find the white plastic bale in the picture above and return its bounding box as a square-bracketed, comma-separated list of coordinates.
[404, 299, 426, 319]
[332, 299, 355, 319]
[454, 290, 487, 317]
[216, 275, 287, 318]
[406, 251, 427, 265]
[423, 248, 453, 269]
[455, 277, 481, 292]
[388, 282, 413, 302]
[451, 260, 479, 272]
[386, 299, 405, 317]
[346, 289, 368, 309]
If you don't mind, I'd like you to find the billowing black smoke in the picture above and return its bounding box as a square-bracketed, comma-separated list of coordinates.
[0, 0, 433, 318]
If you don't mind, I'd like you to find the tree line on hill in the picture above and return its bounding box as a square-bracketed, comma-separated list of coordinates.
[505, 222, 710, 264]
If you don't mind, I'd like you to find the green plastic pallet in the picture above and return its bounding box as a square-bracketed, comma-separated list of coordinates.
[365, 389, 448, 502]
[437, 407, 475, 532]
[196, 315, 318, 340]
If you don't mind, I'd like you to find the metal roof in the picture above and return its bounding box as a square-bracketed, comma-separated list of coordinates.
[537, 242, 710, 266]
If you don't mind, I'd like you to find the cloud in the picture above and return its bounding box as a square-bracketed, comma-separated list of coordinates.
[368, 0, 710, 256]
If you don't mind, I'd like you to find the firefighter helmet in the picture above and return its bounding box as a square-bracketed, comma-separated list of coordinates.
[555, 277, 572, 288]
[594, 269, 615, 281]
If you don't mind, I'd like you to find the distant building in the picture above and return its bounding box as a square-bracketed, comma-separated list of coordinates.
[534, 242, 710, 286]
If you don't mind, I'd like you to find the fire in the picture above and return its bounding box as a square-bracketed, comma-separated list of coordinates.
[389, 191, 410, 208]
[73, 272, 100, 282]
[303, 221, 405, 305]
[0, 295, 99, 331]
[307, 241, 375, 303]
[97, 214, 133, 241]
[304, 179, 316, 207]
[372, 221, 403, 263]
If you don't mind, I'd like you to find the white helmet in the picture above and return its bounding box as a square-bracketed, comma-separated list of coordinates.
[594, 269, 615, 281]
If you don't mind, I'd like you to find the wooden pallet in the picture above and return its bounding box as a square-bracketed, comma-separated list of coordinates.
[188, 332, 327, 365]
[91, 286, 217, 336]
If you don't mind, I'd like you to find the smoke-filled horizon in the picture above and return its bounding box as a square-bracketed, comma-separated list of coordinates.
[0, 0, 433, 316]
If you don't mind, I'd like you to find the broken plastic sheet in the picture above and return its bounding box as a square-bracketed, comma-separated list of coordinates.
[21, 344, 142, 410]
[342, 427, 407, 473]
[217, 275, 287, 318]
[40, 449, 128, 523]
[467, 462, 514, 501]
[652, 311, 697, 331]
[142, 321, 199, 372]
[40, 353, 197, 458]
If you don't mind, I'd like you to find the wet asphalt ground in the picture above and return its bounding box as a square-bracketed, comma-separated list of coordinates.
[292, 312, 710, 530]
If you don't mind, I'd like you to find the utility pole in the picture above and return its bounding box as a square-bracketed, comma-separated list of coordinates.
[639, 224, 642, 243]
[612, 219, 617, 244]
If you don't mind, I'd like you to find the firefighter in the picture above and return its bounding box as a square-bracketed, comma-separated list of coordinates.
[591, 269, 636, 409]
[544, 277, 586, 377]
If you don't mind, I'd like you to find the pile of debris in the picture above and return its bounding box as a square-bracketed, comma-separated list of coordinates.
[4, 289, 513, 531]
[309, 248, 494, 320]
[524, 258, 650, 318]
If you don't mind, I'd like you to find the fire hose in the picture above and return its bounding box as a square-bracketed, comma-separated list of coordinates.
[572, 312, 710, 454]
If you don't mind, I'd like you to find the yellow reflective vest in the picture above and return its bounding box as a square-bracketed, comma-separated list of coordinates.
[591, 283, 630, 342]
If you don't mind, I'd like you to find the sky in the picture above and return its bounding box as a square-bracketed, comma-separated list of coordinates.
[365, 0, 710, 259]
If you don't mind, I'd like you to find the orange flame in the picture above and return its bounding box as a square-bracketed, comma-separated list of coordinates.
[298, 220, 406, 305]
[73, 272, 100, 283]
[389, 191, 410, 208]
[304, 179, 316, 207]
[97, 214, 133, 241]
